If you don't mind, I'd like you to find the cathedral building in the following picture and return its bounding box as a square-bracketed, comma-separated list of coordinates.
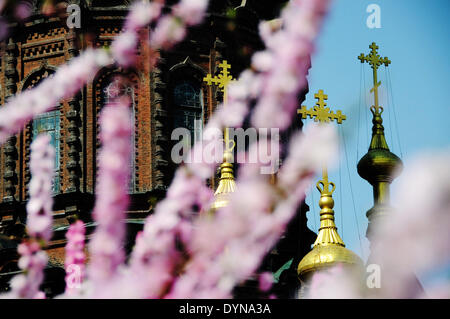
[0, 0, 317, 297]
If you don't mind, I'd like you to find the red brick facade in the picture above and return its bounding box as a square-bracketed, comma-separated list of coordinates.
[0, 1, 312, 298]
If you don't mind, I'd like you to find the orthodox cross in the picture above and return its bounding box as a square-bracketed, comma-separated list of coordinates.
[203, 60, 237, 213]
[203, 60, 236, 154]
[358, 42, 391, 114]
[203, 60, 235, 103]
[297, 89, 346, 197]
[298, 89, 346, 124]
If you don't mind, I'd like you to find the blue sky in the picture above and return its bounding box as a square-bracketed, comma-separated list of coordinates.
[302, 0, 450, 261]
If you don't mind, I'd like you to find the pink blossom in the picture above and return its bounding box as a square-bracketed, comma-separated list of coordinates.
[14, 1, 32, 21]
[0, 17, 8, 41]
[307, 265, 362, 299]
[127, 167, 212, 298]
[173, 0, 209, 26]
[0, 0, 209, 146]
[251, 0, 328, 130]
[278, 124, 338, 192]
[150, 16, 187, 50]
[26, 134, 55, 243]
[1, 0, 336, 300]
[369, 152, 450, 298]
[168, 125, 330, 298]
[305, 152, 450, 299]
[252, 51, 275, 72]
[5, 242, 48, 299]
[87, 99, 132, 286]
[2, 135, 55, 299]
[111, 31, 138, 67]
[0, 49, 110, 145]
[125, 1, 163, 31]
[259, 272, 274, 292]
[65, 220, 86, 296]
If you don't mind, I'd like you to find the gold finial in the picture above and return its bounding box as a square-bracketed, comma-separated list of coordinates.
[296, 90, 362, 282]
[298, 89, 347, 247]
[313, 166, 345, 247]
[204, 60, 236, 213]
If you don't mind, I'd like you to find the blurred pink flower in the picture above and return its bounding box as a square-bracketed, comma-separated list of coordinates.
[259, 272, 274, 292]
[278, 124, 337, 192]
[251, 0, 328, 130]
[111, 31, 138, 67]
[125, 1, 163, 31]
[65, 220, 86, 296]
[87, 99, 132, 287]
[173, 0, 208, 26]
[0, 49, 111, 145]
[307, 265, 362, 299]
[151, 16, 187, 50]
[26, 134, 55, 243]
[0, 0, 210, 146]
[370, 152, 450, 298]
[14, 1, 32, 21]
[168, 124, 331, 298]
[0, 0, 338, 300]
[0, 17, 8, 41]
[5, 241, 48, 299]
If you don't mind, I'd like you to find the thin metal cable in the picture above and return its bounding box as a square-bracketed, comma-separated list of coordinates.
[338, 126, 344, 240]
[384, 66, 394, 150]
[310, 184, 317, 231]
[387, 68, 404, 157]
[357, 64, 363, 163]
[362, 65, 369, 146]
[340, 126, 364, 259]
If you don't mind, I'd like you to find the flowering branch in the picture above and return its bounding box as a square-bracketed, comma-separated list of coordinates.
[87, 98, 132, 293]
[64, 220, 86, 296]
[0, 0, 210, 146]
[4, 134, 55, 299]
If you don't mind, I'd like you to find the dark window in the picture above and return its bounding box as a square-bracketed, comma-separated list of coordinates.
[173, 81, 203, 145]
[32, 110, 61, 194]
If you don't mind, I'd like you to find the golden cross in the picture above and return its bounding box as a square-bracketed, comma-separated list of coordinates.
[297, 89, 347, 124]
[358, 42, 391, 114]
[297, 89, 346, 196]
[203, 60, 235, 96]
[203, 60, 236, 158]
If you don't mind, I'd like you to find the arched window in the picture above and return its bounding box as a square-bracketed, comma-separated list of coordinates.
[32, 109, 61, 193]
[103, 78, 136, 192]
[173, 81, 204, 146]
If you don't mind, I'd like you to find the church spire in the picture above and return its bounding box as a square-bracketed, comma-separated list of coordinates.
[296, 90, 362, 283]
[203, 60, 237, 212]
[357, 42, 403, 240]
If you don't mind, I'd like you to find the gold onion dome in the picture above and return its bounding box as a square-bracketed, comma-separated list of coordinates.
[297, 176, 363, 282]
[358, 110, 402, 184]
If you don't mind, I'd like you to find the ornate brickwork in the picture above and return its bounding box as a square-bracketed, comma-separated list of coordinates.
[3, 39, 19, 203]
[151, 53, 169, 191]
[65, 29, 81, 194]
